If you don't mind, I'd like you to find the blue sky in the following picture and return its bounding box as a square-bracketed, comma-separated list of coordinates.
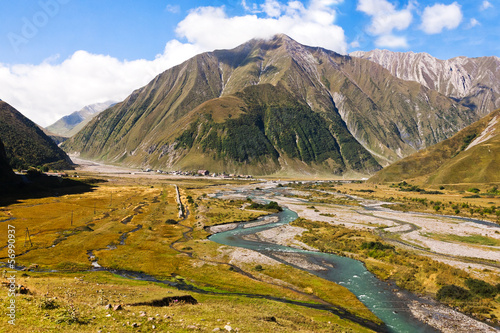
[0, 0, 499, 126]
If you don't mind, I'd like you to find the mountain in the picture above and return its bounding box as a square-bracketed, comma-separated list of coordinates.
[0, 137, 15, 184]
[63, 34, 476, 175]
[0, 101, 73, 170]
[350, 50, 500, 117]
[369, 108, 500, 185]
[46, 101, 115, 137]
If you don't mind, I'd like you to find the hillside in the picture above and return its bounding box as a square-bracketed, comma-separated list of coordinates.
[46, 101, 115, 137]
[0, 137, 15, 184]
[351, 50, 500, 117]
[63, 34, 476, 175]
[369, 108, 500, 185]
[0, 101, 73, 170]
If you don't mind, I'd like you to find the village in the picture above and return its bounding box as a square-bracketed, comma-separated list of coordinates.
[142, 168, 254, 179]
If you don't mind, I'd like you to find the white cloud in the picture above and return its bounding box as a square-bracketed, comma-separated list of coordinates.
[0, 41, 203, 126]
[375, 34, 408, 48]
[356, 0, 412, 49]
[420, 2, 463, 34]
[357, 0, 413, 35]
[480, 1, 493, 11]
[0, 0, 348, 127]
[165, 4, 180, 14]
[261, 0, 282, 17]
[468, 18, 480, 28]
[175, 1, 347, 53]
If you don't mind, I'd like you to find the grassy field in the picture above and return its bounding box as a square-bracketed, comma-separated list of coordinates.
[300, 181, 500, 223]
[0, 176, 381, 332]
[292, 218, 500, 323]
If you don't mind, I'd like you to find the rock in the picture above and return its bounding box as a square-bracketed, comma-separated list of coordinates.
[212, 328, 220, 332]
[224, 325, 232, 332]
[28, 264, 39, 271]
[104, 304, 112, 310]
[113, 304, 122, 311]
[187, 325, 198, 330]
[131, 322, 140, 327]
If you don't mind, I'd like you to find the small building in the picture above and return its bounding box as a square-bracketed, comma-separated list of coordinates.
[197, 170, 209, 176]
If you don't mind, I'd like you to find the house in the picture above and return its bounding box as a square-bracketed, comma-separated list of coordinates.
[197, 170, 209, 176]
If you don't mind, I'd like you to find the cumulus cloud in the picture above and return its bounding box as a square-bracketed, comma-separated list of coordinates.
[1, 0, 348, 126]
[480, 1, 493, 11]
[176, 1, 347, 53]
[357, 0, 413, 35]
[0, 41, 203, 126]
[420, 2, 463, 34]
[357, 0, 413, 48]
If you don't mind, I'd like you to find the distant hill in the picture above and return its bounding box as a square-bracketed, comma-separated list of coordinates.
[62, 34, 476, 176]
[46, 101, 115, 137]
[351, 50, 500, 117]
[369, 108, 500, 185]
[0, 101, 73, 170]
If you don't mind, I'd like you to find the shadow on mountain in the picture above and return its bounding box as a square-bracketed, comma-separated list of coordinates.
[0, 174, 96, 207]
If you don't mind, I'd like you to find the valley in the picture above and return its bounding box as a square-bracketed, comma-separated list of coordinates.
[1, 163, 499, 332]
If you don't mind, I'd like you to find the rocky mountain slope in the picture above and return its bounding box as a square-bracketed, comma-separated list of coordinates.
[46, 101, 115, 137]
[351, 50, 500, 117]
[63, 34, 477, 175]
[369, 108, 500, 185]
[0, 101, 73, 170]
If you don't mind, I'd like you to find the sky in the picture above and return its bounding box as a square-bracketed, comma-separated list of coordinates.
[0, 0, 499, 126]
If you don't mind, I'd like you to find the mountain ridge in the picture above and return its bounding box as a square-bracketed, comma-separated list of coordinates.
[46, 101, 115, 137]
[0, 101, 73, 170]
[351, 49, 500, 117]
[369, 108, 500, 185]
[63, 35, 478, 175]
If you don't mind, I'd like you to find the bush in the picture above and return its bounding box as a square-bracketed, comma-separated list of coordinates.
[465, 278, 497, 298]
[165, 219, 177, 224]
[468, 188, 480, 194]
[436, 285, 471, 301]
[361, 241, 394, 251]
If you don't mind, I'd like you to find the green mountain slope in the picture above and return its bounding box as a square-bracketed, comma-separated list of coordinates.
[369, 109, 500, 185]
[0, 101, 73, 170]
[62, 34, 476, 175]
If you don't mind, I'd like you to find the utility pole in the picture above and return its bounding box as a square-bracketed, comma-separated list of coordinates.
[24, 227, 32, 247]
[94, 202, 96, 215]
[71, 211, 73, 226]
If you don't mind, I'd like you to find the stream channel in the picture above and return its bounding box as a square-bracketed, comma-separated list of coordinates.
[209, 189, 437, 333]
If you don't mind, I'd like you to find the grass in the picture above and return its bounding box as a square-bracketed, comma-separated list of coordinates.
[425, 233, 500, 247]
[1, 271, 376, 333]
[292, 218, 500, 323]
[0, 178, 382, 332]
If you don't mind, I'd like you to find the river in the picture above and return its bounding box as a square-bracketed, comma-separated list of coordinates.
[209, 193, 438, 333]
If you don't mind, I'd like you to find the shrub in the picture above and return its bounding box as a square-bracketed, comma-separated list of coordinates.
[436, 285, 471, 301]
[465, 278, 497, 298]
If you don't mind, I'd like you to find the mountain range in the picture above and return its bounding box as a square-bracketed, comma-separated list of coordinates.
[46, 101, 116, 137]
[0, 101, 73, 170]
[62, 34, 488, 176]
[351, 50, 500, 117]
[369, 108, 500, 185]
